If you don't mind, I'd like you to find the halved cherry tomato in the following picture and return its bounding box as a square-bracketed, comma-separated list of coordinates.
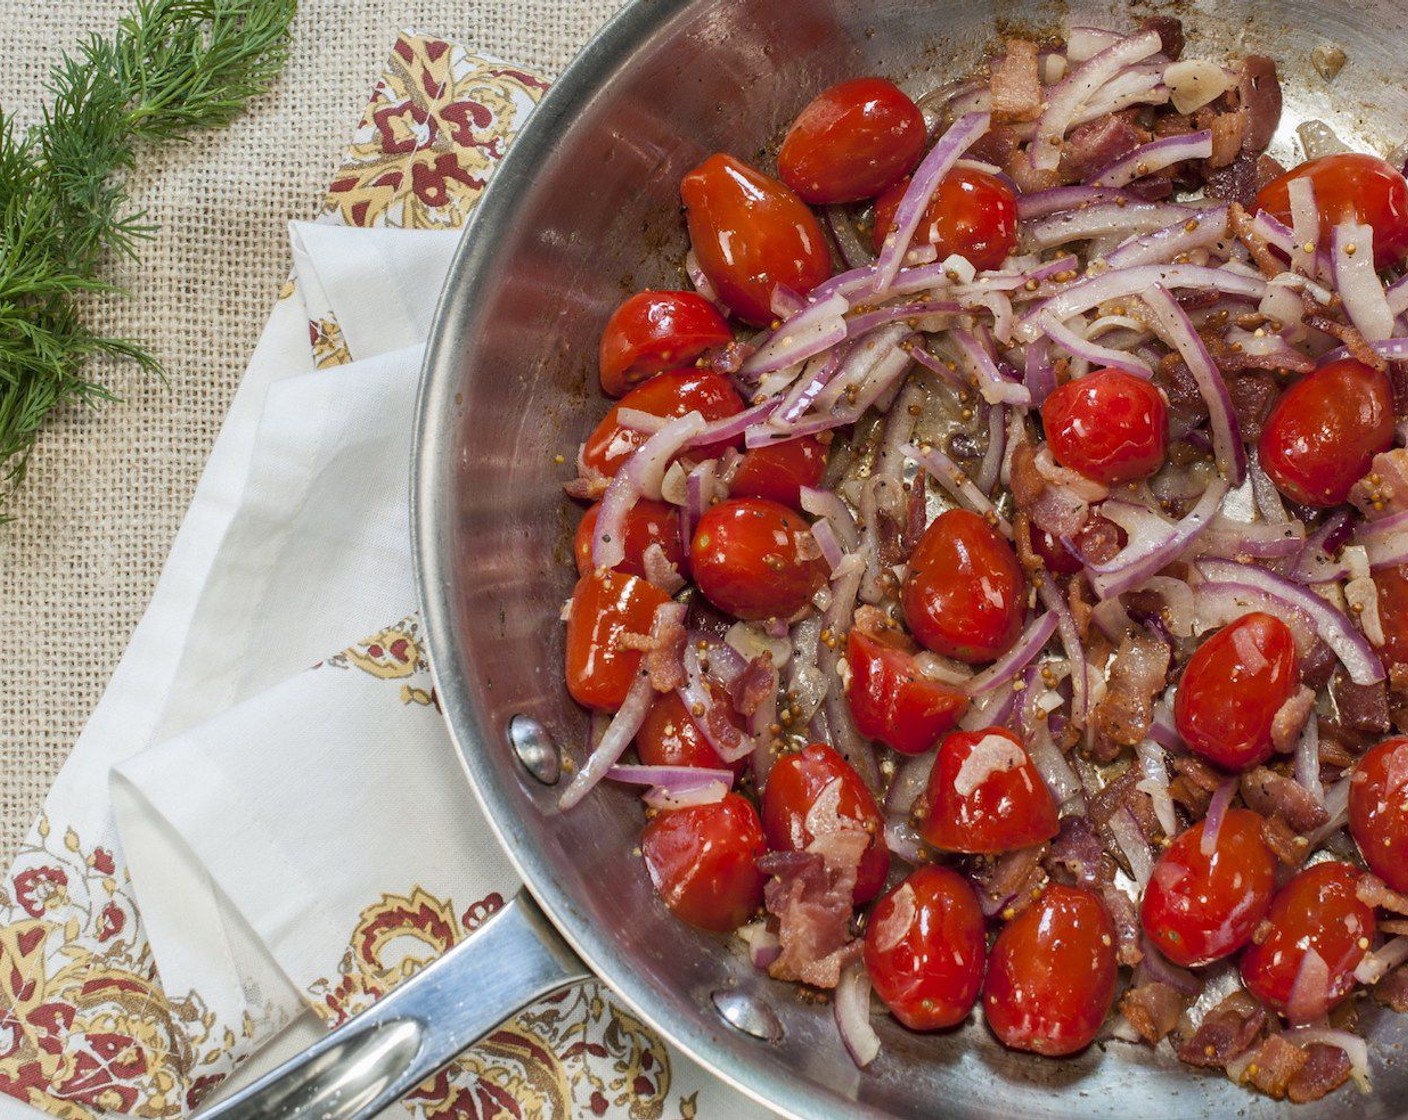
[845, 629, 968, 756]
[564, 569, 670, 711]
[690, 498, 827, 620]
[916, 726, 1059, 853]
[574, 499, 685, 581]
[729, 436, 827, 510]
[681, 154, 832, 327]
[1174, 612, 1299, 771]
[1349, 736, 1408, 893]
[641, 792, 767, 932]
[1040, 369, 1168, 486]
[864, 865, 986, 1030]
[777, 78, 926, 205]
[1240, 861, 1375, 1023]
[581, 369, 744, 480]
[761, 742, 888, 904]
[1372, 566, 1408, 674]
[635, 689, 747, 776]
[871, 167, 1019, 270]
[902, 508, 1026, 663]
[983, 884, 1118, 1057]
[1140, 808, 1277, 968]
[1255, 152, 1408, 268]
[599, 291, 733, 397]
[1258, 358, 1394, 508]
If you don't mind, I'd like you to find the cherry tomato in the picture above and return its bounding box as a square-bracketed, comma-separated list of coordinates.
[864, 865, 987, 1030]
[1349, 736, 1408, 893]
[845, 629, 969, 756]
[1255, 152, 1408, 268]
[1140, 808, 1277, 968]
[901, 509, 1026, 664]
[761, 743, 889, 904]
[598, 291, 733, 397]
[690, 498, 827, 620]
[574, 499, 686, 581]
[1258, 358, 1394, 508]
[635, 689, 747, 776]
[1174, 612, 1299, 771]
[1372, 566, 1408, 674]
[871, 167, 1019, 270]
[1040, 369, 1168, 486]
[581, 369, 744, 480]
[641, 792, 767, 932]
[680, 154, 832, 327]
[729, 436, 827, 510]
[983, 884, 1118, 1057]
[1240, 861, 1375, 1023]
[916, 727, 1059, 854]
[564, 569, 670, 711]
[777, 78, 926, 205]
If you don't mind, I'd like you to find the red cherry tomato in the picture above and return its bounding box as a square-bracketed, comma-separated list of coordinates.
[1140, 808, 1277, 968]
[1240, 861, 1375, 1023]
[641, 792, 767, 932]
[1041, 369, 1168, 486]
[690, 498, 827, 621]
[574, 499, 685, 581]
[761, 743, 889, 904]
[871, 167, 1019, 270]
[1349, 736, 1408, 893]
[1174, 612, 1299, 771]
[599, 291, 733, 397]
[729, 436, 827, 510]
[864, 865, 986, 1030]
[983, 884, 1118, 1057]
[581, 369, 744, 480]
[635, 689, 747, 776]
[680, 154, 832, 327]
[901, 509, 1026, 664]
[564, 569, 670, 711]
[1258, 358, 1394, 508]
[845, 629, 968, 756]
[777, 78, 926, 205]
[1256, 152, 1408, 268]
[1372, 566, 1408, 674]
[916, 727, 1059, 854]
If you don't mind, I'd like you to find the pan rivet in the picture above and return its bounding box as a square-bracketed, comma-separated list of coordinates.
[711, 988, 783, 1043]
[507, 716, 561, 785]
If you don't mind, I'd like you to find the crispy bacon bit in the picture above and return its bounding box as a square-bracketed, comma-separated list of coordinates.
[1260, 813, 1309, 867]
[1200, 104, 1246, 170]
[761, 830, 868, 989]
[1170, 773, 1214, 817]
[620, 614, 689, 693]
[1241, 766, 1330, 834]
[1373, 964, 1408, 1012]
[990, 39, 1043, 123]
[1059, 109, 1150, 184]
[1350, 448, 1408, 520]
[1306, 306, 1388, 373]
[1331, 669, 1392, 735]
[1238, 56, 1283, 154]
[1010, 442, 1089, 539]
[1046, 815, 1110, 889]
[1227, 201, 1282, 277]
[1071, 515, 1124, 567]
[1205, 152, 1285, 208]
[1177, 990, 1267, 1069]
[1358, 872, 1408, 915]
[1244, 1033, 1310, 1099]
[1121, 982, 1188, 1044]
[642, 543, 686, 594]
[706, 339, 754, 375]
[1287, 1043, 1353, 1103]
[1102, 884, 1144, 967]
[1141, 14, 1185, 60]
[1174, 753, 1223, 794]
[1155, 354, 1211, 434]
[1092, 630, 1171, 752]
[731, 652, 777, 717]
[972, 843, 1049, 918]
[1270, 686, 1316, 753]
[969, 122, 1022, 169]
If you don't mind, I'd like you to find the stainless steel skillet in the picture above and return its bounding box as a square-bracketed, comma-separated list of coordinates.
[203, 1, 1408, 1116]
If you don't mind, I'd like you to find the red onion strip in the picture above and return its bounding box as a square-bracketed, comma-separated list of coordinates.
[1025, 200, 1202, 251]
[1037, 578, 1088, 727]
[976, 401, 1007, 495]
[811, 518, 848, 574]
[559, 671, 659, 810]
[1105, 205, 1231, 269]
[741, 293, 851, 378]
[966, 612, 1058, 695]
[1291, 509, 1351, 583]
[606, 763, 734, 790]
[593, 411, 706, 569]
[835, 962, 881, 1068]
[883, 817, 928, 865]
[1037, 313, 1154, 377]
[1015, 184, 1141, 220]
[904, 441, 1013, 536]
[800, 486, 861, 551]
[1092, 129, 1212, 188]
[1287, 175, 1322, 279]
[1200, 776, 1238, 856]
[951, 328, 1032, 406]
[1332, 220, 1394, 342]
[1023, 335, 1057, 404]
[1108, 806, 1154, 890]
[1295, 713, 1325, 807]
[1355, 936, 1408, 985]
[825, 205, 877, 270]
[1086, 477, 1229, 599]
[685, 248, 725, 308]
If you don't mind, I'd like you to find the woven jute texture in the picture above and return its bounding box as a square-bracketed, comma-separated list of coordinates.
[0, 0, 625, 868]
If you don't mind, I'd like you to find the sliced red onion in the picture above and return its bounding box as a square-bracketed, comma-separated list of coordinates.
[678, 640, 756, 764]
[1023, 335, 1057, 404]
[1291, 509, 1351, 583]
[826, 205, 877, 270]
[1248, 208, 1297, 258]
[742, 293, 851, 378]
[1015, 185, 1141, 221]
[1026, 200, 1202, 251]
[884, 816, 928, 865]
[1389, 273, 1408, 317]
[1355, 935, 1408, 985]
[801, 486, 861, 551]
[1307, 777, 1352, 851]
[1316, 336, 1408, 367]
[835, 961, 881, 1069]
[844, 298, 962, 339]
[641, 780, 730, 810]
[1108, 806, 1154, 891]
[1295, 713, 1325, 808]
[811, 324, 912, 419]
[905, 441, 1013, 536]
[1073, 67, 1169, 125]
[1288, 175, 1322, 279]
[559, 671, 657, 811]
[1066, 25, 1126, 62]
[1139, 937, 1203, 996]
[1200, 776, 1239, 857]
[685, 248, 725, 308]
[1037, 578, 1088, 727]
[819, 555, 881, 792]
[605, 763, 734, 790]
[1036, 313, 1154, 377]
[1356, 513, 1408, 570]
[874, 111, 991, 290]
[614, 407, 671, 434]
[681, 459, 719, 547]
[1135, 739, 1178, 838]
[1249, 459, 1289, 524]
[1196, 557, 1385, 684]
[1332, 220, 1394, 342]
[770, 286, 807, 319]
[1027, 722, 1083, 803]
[887, 749, 938, 815]
[966, 612, 1058, 695]
[908, 342, 970, 391]
[1194, 582, 1318, 658]
[951, 328, 1032, 406]
[593, 411, 708, 569]
[788, 615, 828, 728]
[879, 381, 925, 482]
[1281, 1026, 1371, 1091]
[1147, 696, 1179, 750]
[1105, 205, 1231, 269]
[834, 335, 918, 424]
[976, 402, 1007, 495]
[1031, 29, 1162, 171]
[1086, 479, 1229, 599]
[686, 400, 777, 450]
[738, 920, 783, 971]
[1016, 263, 1266, 343]
[958, 679, 1017, 731]
[771, 347, 848, 427]
[1093, 129, 1212, 188]
[811, 518, 848, 575]
[1196, 514, 1305, 561]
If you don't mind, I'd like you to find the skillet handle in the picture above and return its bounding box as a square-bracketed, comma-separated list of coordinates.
[197, 890, 590, 1120]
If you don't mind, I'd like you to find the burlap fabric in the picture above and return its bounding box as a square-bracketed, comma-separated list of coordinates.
[0, 0, 624, 868]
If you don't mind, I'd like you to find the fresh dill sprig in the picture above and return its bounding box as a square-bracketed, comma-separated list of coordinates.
[0, 0, 297, 516]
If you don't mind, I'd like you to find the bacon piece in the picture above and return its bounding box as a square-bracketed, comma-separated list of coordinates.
[1204, 152, 1285, 208]
[1141, 15, 1185, 60]
[1260, 813, 1309, 868]
[1350, 448, 1408, 520]
[1120, 981, 1188, 1044]
[971, 843, 1049, 919]
[1373, 964, 1408, 1012]
[1287, 1043, 1352, 1103]
[642, 543, 686, 595]
[1306, 307, 1388, 372]
[1009, 442, 1089, 539]
[1330, 669, 1391, 735]
[1155, 354, 1211, 434]
[1245, 1033, 1309, 1099]
[1045, 815, 1110, 889]
[1060, 109, 1151, 184]
[760, 831, 867, 989]
[1176, 990, 1267, 1069]
[1271, 686, 1315, 753]
[1199, 104, 1246, 170]
[622, 615, 689, 693]
[1092, 630, 1171, 752]
[990, 39, 1043, 124]
[1240, 767, 1330, 834]
[1102, 884, 1143, 967]
[968, 122, 1022, 169]
[1238, 56, 1283, 154]
[1357, 872, 1408, 915]
[731, 652, 777, 717]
